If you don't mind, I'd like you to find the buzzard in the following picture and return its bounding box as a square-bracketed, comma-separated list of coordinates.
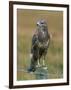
[28, 20, 50, 72]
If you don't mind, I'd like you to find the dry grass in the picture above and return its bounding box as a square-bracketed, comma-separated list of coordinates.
[17, 9, 63, 80]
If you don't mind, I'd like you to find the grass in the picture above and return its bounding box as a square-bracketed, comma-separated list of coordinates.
[17, 9, 63, 80]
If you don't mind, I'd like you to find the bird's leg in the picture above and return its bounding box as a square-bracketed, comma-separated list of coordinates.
[38, 59, 40, 66]
[42, 56, 45, 66]
[36, 56, 41, 67]
[42, 59, 45, 66]
[36, 59, 41, 67]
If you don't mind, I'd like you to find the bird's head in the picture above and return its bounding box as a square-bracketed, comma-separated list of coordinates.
[36, 20, 47, 32]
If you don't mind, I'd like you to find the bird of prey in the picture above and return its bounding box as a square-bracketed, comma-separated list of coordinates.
[28, 20, 50, 72]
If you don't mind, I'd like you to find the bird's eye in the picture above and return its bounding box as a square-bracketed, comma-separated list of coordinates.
[37, 24, 39, 26]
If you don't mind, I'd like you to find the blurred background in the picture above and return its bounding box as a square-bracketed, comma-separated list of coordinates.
[17, 9, 63, 80]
